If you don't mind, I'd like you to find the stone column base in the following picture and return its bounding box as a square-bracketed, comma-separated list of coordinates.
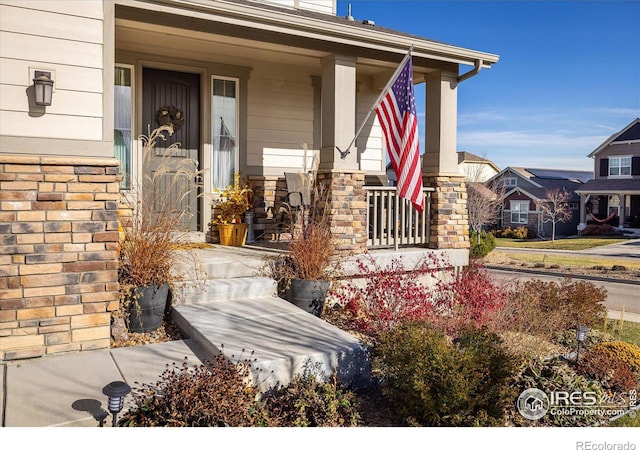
[316, 170, 367, 254]
[424, 175, 470, 250]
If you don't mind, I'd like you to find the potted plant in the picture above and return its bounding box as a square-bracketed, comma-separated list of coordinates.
[212, 174, 253, 246]
[116, 125, 202, 335]
[265, 185, 339, 317]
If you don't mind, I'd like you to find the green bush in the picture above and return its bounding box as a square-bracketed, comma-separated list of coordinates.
[261, 374, 360, 427]
[470, 230, 496, 258]
[373, 322, 516, 426]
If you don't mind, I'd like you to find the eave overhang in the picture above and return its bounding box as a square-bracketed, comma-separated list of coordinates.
[115, 0, 499, 70]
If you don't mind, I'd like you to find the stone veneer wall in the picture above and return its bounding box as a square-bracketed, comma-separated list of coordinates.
[316, 170, 367, 253]
[0, 155, 120, 361]
[425, 175, 470, 250]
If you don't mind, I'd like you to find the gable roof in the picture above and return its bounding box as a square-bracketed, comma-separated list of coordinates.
[588, 118, 640, 158]
[490, 166, 593, 202]
[457, 151, 500, 172]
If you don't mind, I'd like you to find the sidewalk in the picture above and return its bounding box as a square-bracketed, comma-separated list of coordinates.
[1, 339, 207, 427]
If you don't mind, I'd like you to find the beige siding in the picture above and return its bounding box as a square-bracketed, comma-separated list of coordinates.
[0, 1, 105, 144]
[356, 78, 385, 173]
[248, 0, 335, 14]
[246, 63, 315, 175]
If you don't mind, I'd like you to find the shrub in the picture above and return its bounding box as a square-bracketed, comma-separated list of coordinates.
[493, 226, 535, 239]
[590, 341, 640, 373]
[577, 349, 638, 392]
[470, 230, 496, 258]
[335, 253, 449, 338]
[373, 321, 516, 426]
[261, 374, 360, 427]
[582, 224, 622, 236]
[119, 354, 270, 427]
[493, 279, 607, 339]
[448, 263, 507, 328]
[510, 357, 603, 427]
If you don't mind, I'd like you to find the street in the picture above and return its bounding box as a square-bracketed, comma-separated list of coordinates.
[488, 268, 640, 318]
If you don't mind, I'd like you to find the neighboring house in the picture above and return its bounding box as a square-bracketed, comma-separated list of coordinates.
[0, 0, 499, 360]
[457, 151, 500, 182]
[575, 118, 640, 231]
[488, 167, 593, 237]
[387, 151, 499, 185]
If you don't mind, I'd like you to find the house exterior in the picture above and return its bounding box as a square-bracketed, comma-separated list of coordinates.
[0, 0, 499, 361]
[575, 118, 640, 231]
[457, 151, 500, 182]
[489, 167, 592, 237]
[387, 151, 499, 184]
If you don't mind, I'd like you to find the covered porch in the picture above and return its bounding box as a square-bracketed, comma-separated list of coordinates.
[577, 180, 640, 233]
[113, 0, 498, 254]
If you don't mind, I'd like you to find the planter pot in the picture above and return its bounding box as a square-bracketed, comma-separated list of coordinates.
[287, 279, 330, 317]
[218, 223, 248, 246]
[127, 284, 169, 333]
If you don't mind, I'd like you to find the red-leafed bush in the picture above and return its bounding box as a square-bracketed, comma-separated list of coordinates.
[334, 252, 451, 337]
[449, 263, 507, 328]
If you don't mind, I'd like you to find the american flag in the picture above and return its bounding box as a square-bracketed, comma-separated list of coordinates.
[375, 53, 424, 213]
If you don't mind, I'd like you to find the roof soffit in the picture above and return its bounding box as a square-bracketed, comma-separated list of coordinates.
[115, 0, 499, 69]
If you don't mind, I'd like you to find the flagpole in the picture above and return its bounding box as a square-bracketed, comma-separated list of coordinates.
[337, 46, 414, 159]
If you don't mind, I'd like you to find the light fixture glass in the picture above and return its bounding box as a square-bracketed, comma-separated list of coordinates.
[102, 381, 131, 427]
[33, 74, 54, 106]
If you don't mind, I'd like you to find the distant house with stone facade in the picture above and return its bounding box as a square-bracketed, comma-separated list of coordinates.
[489, 167, 592, 237]
[0, 0, 498, 361]
[576, 118, 640, 232]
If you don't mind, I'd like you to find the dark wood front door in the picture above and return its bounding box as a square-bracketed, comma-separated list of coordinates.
[142, 68, 200, 231]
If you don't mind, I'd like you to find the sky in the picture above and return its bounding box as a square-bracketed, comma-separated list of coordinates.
[336, 0, 640, 172]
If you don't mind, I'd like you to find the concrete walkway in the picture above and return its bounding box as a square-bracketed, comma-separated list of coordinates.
[1, 244, 370, 427]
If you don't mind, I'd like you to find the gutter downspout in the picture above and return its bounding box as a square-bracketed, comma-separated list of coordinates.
[458, 59, 483, 83]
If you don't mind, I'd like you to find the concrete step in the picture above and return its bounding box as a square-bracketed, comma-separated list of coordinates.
[181, 277, 278, 304]
[171, 297, 371, 392]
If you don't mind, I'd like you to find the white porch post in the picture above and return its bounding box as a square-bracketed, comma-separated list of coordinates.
[317, 55, 366, 252]
[423, 69, 459, 176]
[422, 68, 469, 251]
[319, 55, 357, 170]
[578, 194, 587, 232]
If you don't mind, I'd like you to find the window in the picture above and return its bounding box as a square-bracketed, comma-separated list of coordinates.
[510, 200, 529, 224]
[609, 156, 631, 177]
[114, 65, 133, 189]
[212, 77, 238, 190]
[504, 177, 517, 187]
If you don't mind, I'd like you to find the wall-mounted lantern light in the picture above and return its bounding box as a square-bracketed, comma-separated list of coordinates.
[33, 71, 54, 106]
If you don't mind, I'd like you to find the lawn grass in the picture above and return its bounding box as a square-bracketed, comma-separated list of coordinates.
[495, 237, 631, 250]
[595, 318, 640, 346]
[489, 250, 640, 272]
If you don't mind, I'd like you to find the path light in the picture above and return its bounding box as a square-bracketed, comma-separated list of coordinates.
[33, 72, 54, 106]
[576, 325, 589, 363]
[102, 381, 131, 427]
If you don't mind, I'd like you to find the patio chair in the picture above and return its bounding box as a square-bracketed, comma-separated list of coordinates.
[274, 172, 314, 240]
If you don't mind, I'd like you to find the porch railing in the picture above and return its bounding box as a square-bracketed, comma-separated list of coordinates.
[365, 186, 434, 250]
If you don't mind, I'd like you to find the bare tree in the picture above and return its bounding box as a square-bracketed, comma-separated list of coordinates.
[535, 188, 573, 242]
[467, 180, 505, 244]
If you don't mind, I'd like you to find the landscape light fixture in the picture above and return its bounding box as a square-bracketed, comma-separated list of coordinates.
[33, 71, 54, 106]
[102, 381, 131, 427]
[575, 325, 589, 363]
